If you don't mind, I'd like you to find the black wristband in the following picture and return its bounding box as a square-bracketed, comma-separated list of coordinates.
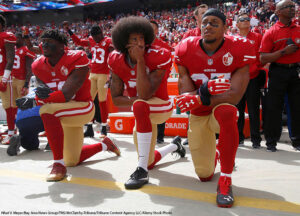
[198, 82, 211, 106]
[23, 81, 29, 88]
[68, 29, 73, 36]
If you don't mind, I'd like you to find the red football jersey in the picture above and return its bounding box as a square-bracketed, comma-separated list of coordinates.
[108, 46, 172, 101]
[152, 38, 172, 51]
[175, 36, 256, 116]
[32, 50, 91, 102]
[236, 32, 263, 79]
[182, 28, 201, 40]
[0, 31, 16, 75]
[71, 35, 112, 74]
[12, 46, 36, 80]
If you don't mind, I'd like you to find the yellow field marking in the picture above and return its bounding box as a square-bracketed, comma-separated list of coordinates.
[1, 169, 300, 213]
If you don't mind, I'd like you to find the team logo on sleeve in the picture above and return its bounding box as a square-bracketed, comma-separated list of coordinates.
[222, 52, 233, 66]
[60, 66, 69, 76]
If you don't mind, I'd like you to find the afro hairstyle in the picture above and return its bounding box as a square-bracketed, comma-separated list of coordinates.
[111, 16, 155, 54]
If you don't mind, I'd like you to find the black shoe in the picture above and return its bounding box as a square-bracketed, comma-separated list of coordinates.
[183, 139, 188, 145]
[101, 125, 107, 136]
[125, 167, 149, 189]
[267, 146, 277, 152]
[171, 136, 185, 158]
[84, 124, 94, 138]
[293, 146, 300, 151]
[239, 140, 244, 147]
[252, 142, 261, 149]
[45, 143, 51, 151]
[217, 176, 234, 208]
[7, 135, 21, 156]
[157, 138, 164, 144]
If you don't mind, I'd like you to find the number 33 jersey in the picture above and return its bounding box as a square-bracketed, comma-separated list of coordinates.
[12, 46, 36, 80]
[88, 36, 112, 75]
[174, 35, 256, 116]
[32, 50, 92, 102]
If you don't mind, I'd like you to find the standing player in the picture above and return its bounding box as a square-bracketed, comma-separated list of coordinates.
[64, 22, 113, 137]
[175, 9, 255, 208]
[182, 4, 208, 39]
[108, 16, 185, 189]
[0, 15, 16, 141]
[32, 29, 120, 182]
[1, 32, 36, 145]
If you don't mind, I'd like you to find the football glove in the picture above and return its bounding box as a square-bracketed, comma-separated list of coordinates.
[35, 84, 53, 99]
[175, 94, 201, 113]
[16, 97, 36, 110]
[0, 81, 7, 92]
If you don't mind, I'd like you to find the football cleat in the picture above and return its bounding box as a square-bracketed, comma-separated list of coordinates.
[216, 176, 234, 208]
[2, 135, 12, 145]
[46, 163, 67, 182]
[125, 167, 149, 189]
[84, 124, 94, 138]
[102, 136, 120, 156]
[7, 135, 21, 156]
[171, 136, 186, 158]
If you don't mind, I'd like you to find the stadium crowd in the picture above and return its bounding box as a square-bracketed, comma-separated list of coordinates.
[0, 0, 299, 209]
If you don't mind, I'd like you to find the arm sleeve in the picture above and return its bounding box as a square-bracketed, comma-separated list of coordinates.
[71, 34, 89, 47]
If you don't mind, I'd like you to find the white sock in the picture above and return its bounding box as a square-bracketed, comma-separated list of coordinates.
[8, 130, 14, 136]
[101, 143, 108, 151]
[54, 159, 65, 166]
[220, 172, 232, 178]
[137, 132, 152, 171]
[156, 143, 178, 158]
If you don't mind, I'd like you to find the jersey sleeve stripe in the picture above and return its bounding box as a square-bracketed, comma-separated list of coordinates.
[244, 55, 256, 59]
[75, 62, 89, 68]
[4, 39, 16, 43]
[157, 57, 172, 68]
[26, 53, 36, 58]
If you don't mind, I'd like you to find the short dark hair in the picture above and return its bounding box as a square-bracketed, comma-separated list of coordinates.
[194, 4, 208, 16]
[150, 20, 159, 28]
[202, 9, 226, 25]
[112, 16, 155, 54]
[15, 32, 23, 38]
[90, 25, 102, 36]
[40, 29, 68, 46]
[0, 15, 6, 28]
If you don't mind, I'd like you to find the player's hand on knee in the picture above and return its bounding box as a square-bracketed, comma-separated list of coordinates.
[35, 84, 53, 99]
[0, 81, 7, 92]
[16, 97, 36, 110]
[197, 75, 231, 106]
[175, 94, 201, 113]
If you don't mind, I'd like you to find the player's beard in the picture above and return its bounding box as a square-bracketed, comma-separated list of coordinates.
[204, 38, 217, 44]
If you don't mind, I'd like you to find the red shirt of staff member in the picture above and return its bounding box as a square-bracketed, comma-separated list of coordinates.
[174, 9, 256, 208]
[235, 13, 264, 148]
[259, 0, 300, 152]
[0, 15, 16, 141]
[32, 29, 120, 182]
[182, 4, 208, 39]
[63, 22, 114, 137]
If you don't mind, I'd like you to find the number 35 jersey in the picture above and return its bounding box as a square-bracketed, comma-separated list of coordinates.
[32, 50, 92, 102]
[174, 35, 256, 116]
[108, 46, 172, 101]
